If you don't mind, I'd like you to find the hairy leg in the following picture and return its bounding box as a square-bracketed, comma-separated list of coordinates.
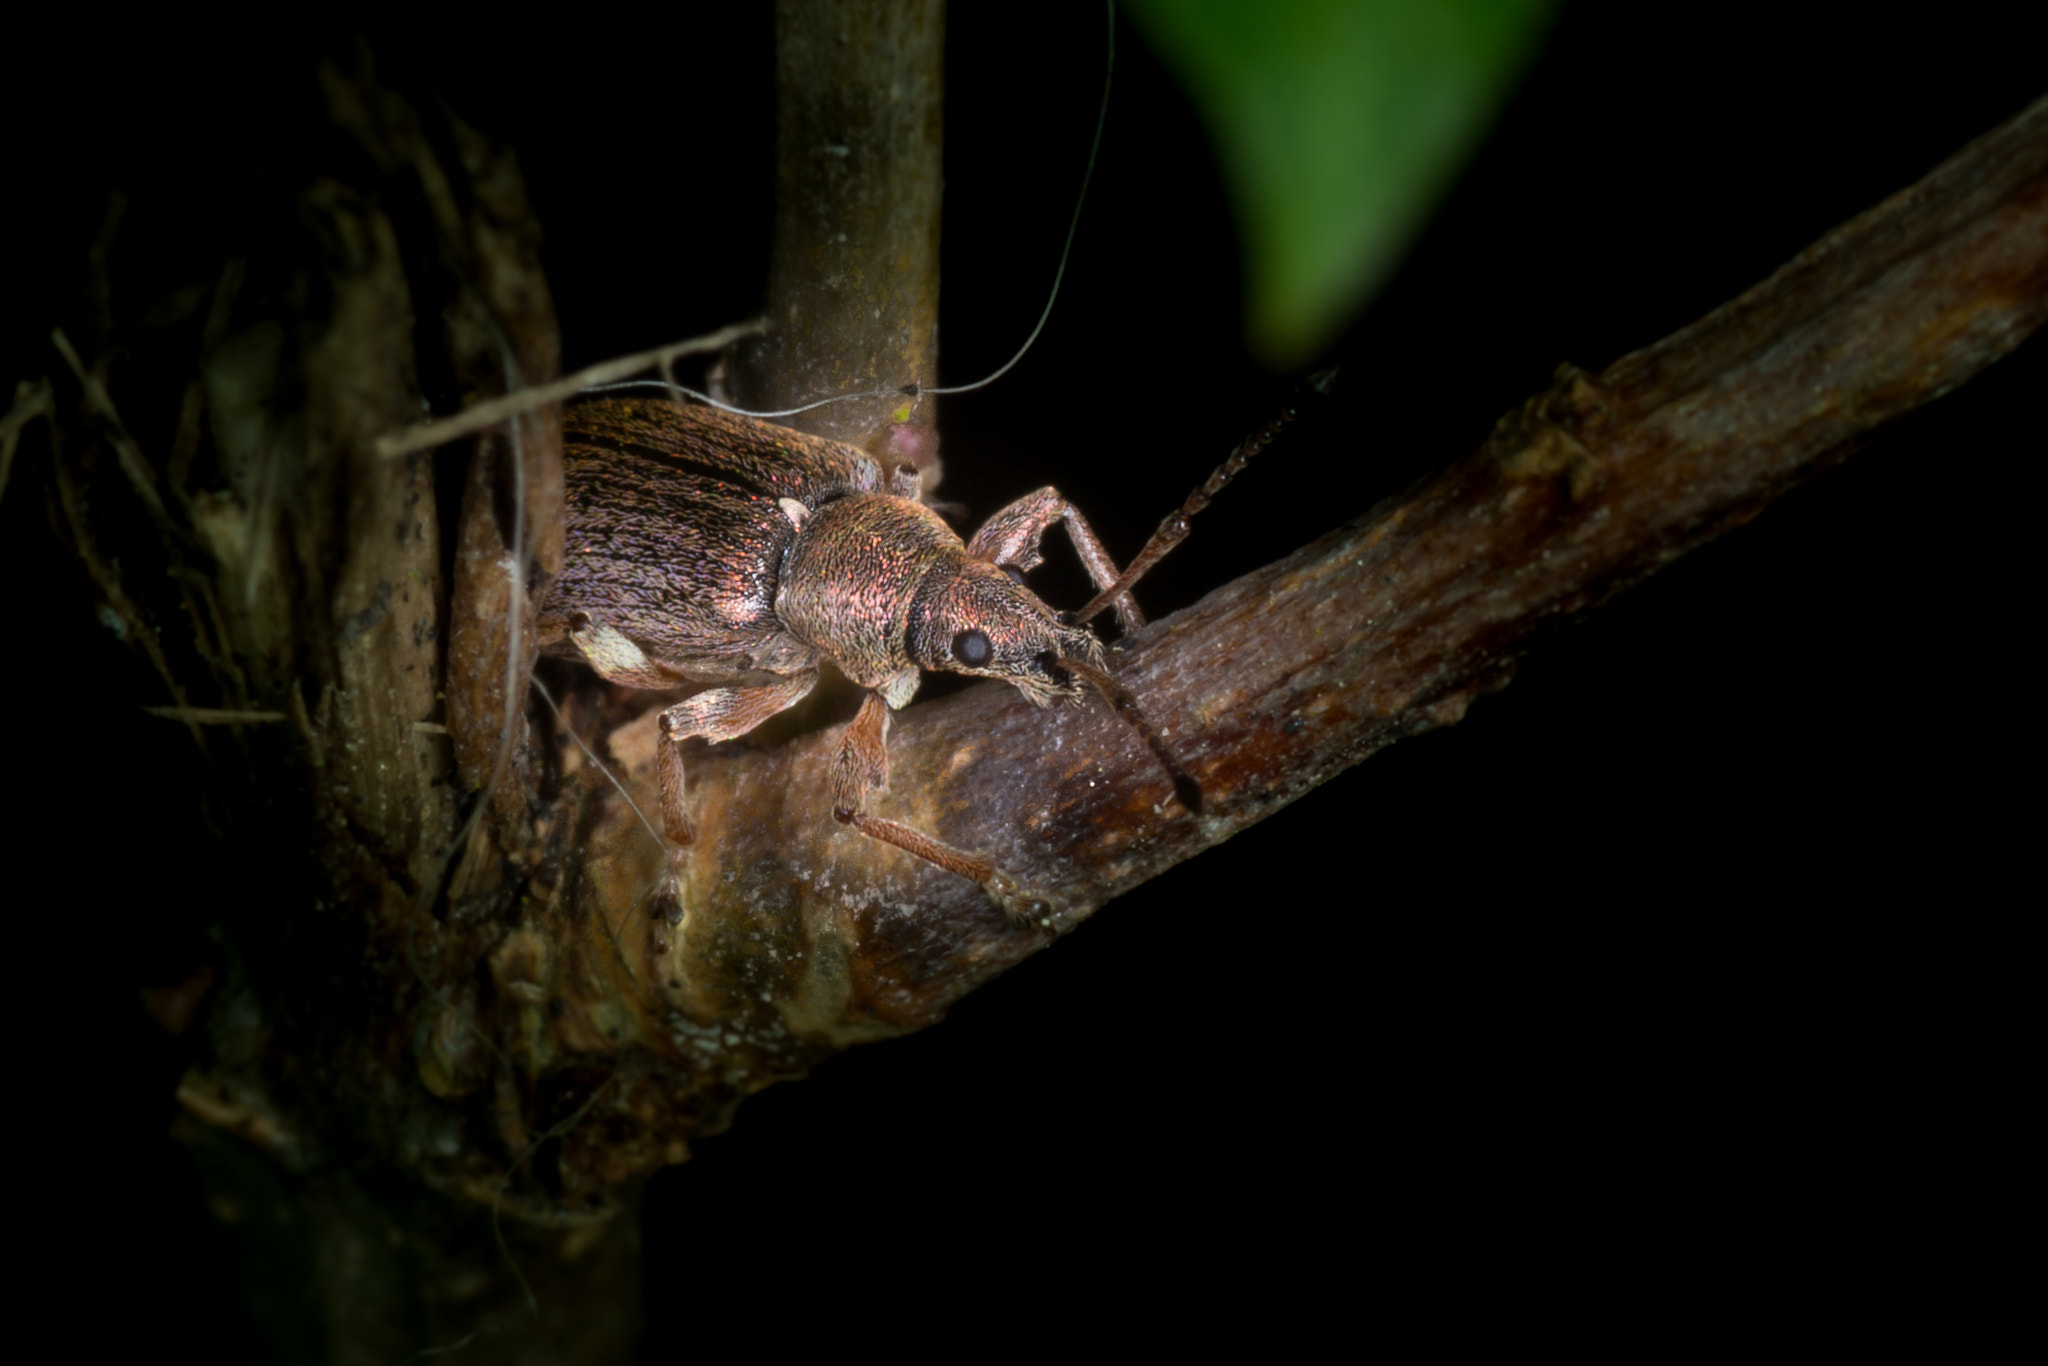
[964, 486, 1144, 635]
[827, 691, 1049, 929]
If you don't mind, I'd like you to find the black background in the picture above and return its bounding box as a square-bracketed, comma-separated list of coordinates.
[8, 2, 2036, 1354]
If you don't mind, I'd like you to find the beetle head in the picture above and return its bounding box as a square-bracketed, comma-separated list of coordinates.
[907, 560, 1106, 706]
[907, 559, 1203, 815]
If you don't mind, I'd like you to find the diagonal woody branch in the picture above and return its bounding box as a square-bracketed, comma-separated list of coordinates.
[594, 95, 2048, 1032]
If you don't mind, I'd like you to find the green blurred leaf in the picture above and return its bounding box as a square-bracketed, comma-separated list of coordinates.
[1127, 0, 1554, 368]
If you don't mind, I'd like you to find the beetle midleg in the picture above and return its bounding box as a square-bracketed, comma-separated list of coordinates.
[829, 691, 1042, 927]
[964, 487, 1145, 634]
[653, 671, 819, 917]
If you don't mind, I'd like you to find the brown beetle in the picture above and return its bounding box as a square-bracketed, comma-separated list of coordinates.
[538, 394, 1204, 929]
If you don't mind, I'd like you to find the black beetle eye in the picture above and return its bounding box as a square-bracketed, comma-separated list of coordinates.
[952, 629, 993, 667]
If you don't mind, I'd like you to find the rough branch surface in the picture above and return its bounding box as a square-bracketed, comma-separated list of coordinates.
[604, 95, 2047, 1031]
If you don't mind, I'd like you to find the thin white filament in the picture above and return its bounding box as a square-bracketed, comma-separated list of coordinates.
[578, 0, 1117, 414]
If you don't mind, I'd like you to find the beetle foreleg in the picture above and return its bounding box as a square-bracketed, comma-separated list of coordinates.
[965, 487, 1145, 635]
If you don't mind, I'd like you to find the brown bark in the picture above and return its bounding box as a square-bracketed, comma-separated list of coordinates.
[11, 14, 2041, 1364]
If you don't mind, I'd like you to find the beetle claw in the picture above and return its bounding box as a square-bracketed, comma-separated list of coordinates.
[653, 874, 687, 930]
[984, 870, 1051, 932]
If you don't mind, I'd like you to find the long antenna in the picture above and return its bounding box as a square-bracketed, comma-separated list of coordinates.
[1058, 653, 1203, 816]
[920, 0, 1115, 399]
[1069, 370, 1341, 627]
[580, 0, 1118, 416]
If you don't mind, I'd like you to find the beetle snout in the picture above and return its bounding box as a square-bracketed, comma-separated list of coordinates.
[906, 561, 1111, 707]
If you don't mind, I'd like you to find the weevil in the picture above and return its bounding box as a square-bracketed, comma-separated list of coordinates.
[538, 376, 1324, 928]
[537, 393, 1187, 928]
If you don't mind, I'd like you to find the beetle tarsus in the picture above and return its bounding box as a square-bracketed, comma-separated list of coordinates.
[653, 875, 686, 929]
[983, 870, 1051, 932]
